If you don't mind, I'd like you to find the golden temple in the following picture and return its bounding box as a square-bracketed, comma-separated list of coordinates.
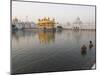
[37, 17, 55, 29]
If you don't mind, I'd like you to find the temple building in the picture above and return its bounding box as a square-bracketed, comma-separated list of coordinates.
[72, 17, 95, 30]
[12, 17, 36, 30]
[37, 17, 55, 30]
[73, 17, 83, 30]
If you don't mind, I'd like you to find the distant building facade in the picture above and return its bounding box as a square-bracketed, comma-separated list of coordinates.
[12, 17, 36, 29]
[72, 17, 95, 30]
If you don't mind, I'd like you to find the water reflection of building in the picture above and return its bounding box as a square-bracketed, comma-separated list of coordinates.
[12, 30, 37, 42]
[37, 17, 55, 30]
[38, 31, 55, 44]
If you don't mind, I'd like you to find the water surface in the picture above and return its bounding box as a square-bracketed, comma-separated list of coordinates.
[12, 30, 96, 74]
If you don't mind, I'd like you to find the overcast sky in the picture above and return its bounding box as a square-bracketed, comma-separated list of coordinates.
[12, 1, 95, 25]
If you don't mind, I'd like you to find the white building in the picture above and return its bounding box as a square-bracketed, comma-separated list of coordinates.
[12, 18, 37, 29]
[72, 17, 95, 30]
[73, 17, 82, 30]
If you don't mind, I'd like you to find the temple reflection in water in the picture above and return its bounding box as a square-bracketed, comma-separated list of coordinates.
[38, 31, 55, 44]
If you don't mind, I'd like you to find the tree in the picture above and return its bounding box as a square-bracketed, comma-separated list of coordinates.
[57, 26, 63, 29]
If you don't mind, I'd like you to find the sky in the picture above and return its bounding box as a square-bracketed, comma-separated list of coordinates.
[12, 1, 96, 25]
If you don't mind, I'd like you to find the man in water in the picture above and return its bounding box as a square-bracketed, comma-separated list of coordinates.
[89, 41, 93, 49]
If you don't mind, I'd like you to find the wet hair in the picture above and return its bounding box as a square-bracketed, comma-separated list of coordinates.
[90, 41, 92, 43]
